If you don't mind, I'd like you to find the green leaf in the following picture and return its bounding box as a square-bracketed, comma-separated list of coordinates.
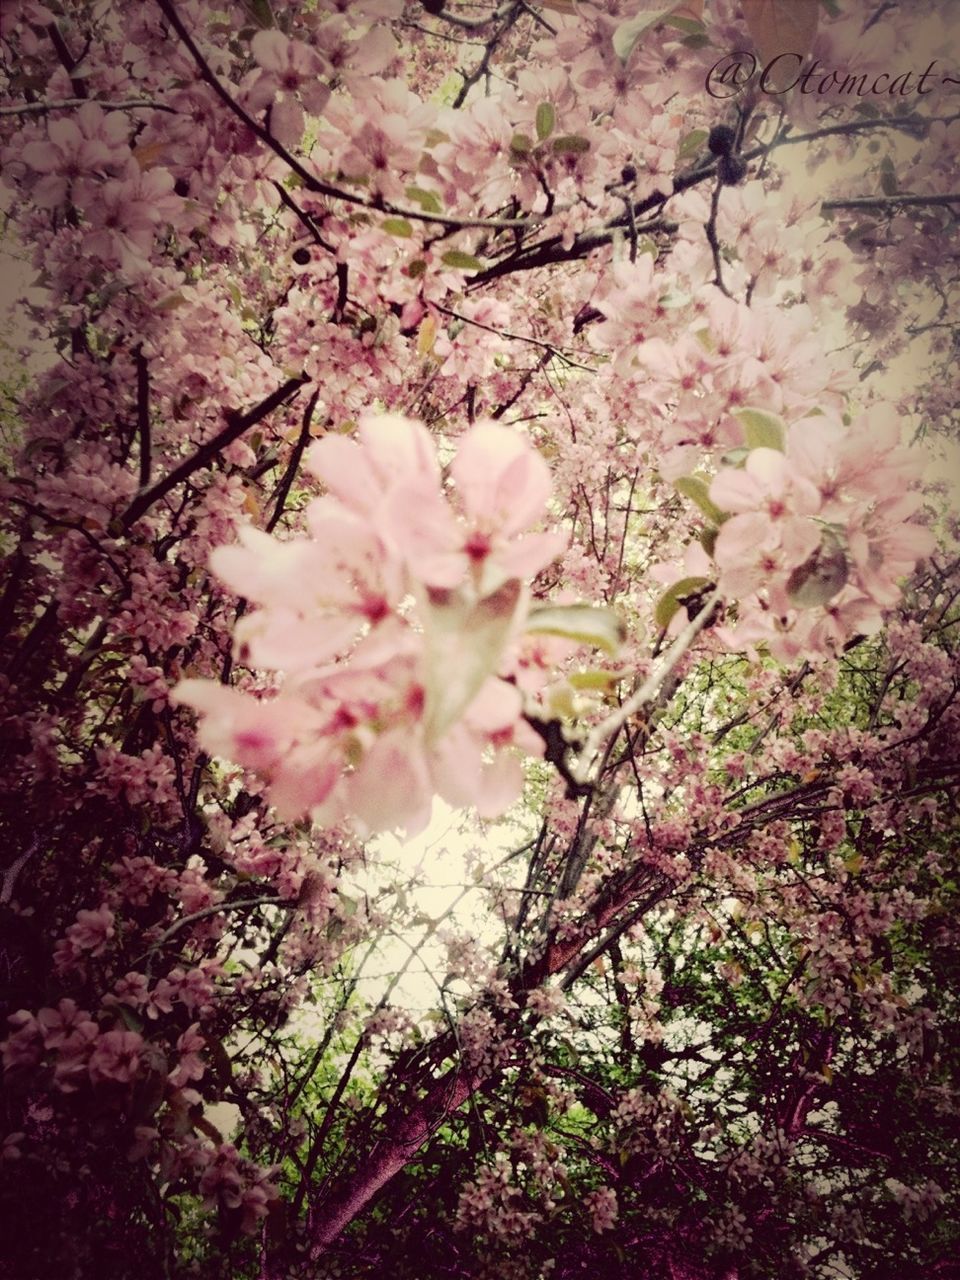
[786, 530, 849, 608]
[879, 156, 898, 197]
[405, 185, 442, 213]
[654, 576, 711, 630]
[677, 128, 708, 161]
[612, 7, 682, 60]
[568, 669, 620, 691]
[510, 133, 534, 154]
[116, 1005, 144, 1033]
[338, 890, 359, 918]
[663, 13, 705, 33]
[381, 217, 413, 238]
[552, 134, 590, 154]
[241, 0, 275, 28]
[536, 102, 556, 141]
[742, 0, 818, 68]
[440, 250, 484, 271]
[675, 474, 725, 525]
[735, 407, 787, 452]
[406, 258, 427, 278]
[421, 580, 524, 742]
[525, 603, 626, 655]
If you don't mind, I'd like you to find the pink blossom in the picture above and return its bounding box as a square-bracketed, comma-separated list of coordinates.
[37, 999, 96, 1050]
[65, 904, 115, 957]
[52, 1020, 101, 1092]
[169, 1025, 206, 1088]
[450, 422, 567, 590]
[88, 1029, 144, 1085]
[248, 30, 331, 117]
[20, 101, 129, 208]
[80, 160, 182, 275]
[710, 448, 822, 600]
[175, 412, 567, 833]
[584, 1185, 619, 1233]
[1, 1012, 43, 1071]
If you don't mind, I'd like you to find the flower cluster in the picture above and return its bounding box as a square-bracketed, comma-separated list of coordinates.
[175, 413, 567, 835]
[676, 405, 933, 660]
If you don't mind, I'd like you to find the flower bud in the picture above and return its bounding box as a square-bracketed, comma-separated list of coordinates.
[717, 154, 747, 186]
[708, 124, 737, 157]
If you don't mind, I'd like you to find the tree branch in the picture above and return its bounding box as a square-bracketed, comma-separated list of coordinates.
[0, 97, 178, 117]
[822, 193, 960, 211]
[120, 375, 309, 530]
[572, 589, 721, 785]
[134, 345, 152, 489]
[266, 389, 319, 533]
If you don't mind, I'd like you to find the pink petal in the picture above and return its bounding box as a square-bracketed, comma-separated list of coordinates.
[233, 608, 361, 671]
[46, 116, 81, 152]
[744, 447, 792, 496]
[709, 467, 764, 514]
[493, 530, 567, 580]
[251, 29, 290, 74]
[346, 734, 433, 835]
[462, 677, 522, 734]
[306, 436, 380, 516]
[452, 423, 550, 533]
[21, 140, 61, 173]
[269, 96, 305, 149]
[358, 412, 440, 490]
[779, 517, 821, 568]
[269, 742, 340, 819]
[381, 482, 463, 585]
[713, 512, 776, 566]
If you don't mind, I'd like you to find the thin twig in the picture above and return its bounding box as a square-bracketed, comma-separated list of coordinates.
[0, 97, 178, 117]
[143, 896, 292, 959]
[431, 302, 596, 371]
[1, 838, 40, 905]
[704, 180, 732, 298]
[822, 193, 960, 211]
[266, 389, 319, 532]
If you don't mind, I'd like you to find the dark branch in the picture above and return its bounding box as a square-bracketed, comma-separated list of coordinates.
[134, 346, 151, 489]
[120, 376, 309, 531]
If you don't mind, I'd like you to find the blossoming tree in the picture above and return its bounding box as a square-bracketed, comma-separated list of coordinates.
[1, 1, 958, 1277]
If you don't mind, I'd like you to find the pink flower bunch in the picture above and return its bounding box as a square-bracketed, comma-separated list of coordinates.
[584, 1184, 619, 1234]
[174, 413, 567, 835]
[197, 1141, 279, 1234]
[16, 101, 130, 209]
[700, 407, 935, 660]
[0, 1000, 146, 1092]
